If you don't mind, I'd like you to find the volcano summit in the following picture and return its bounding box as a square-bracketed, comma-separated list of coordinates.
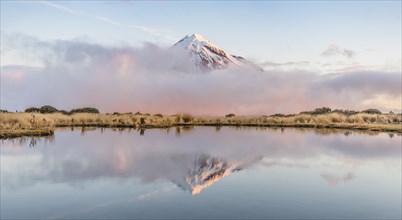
[173, 34, 263, 72]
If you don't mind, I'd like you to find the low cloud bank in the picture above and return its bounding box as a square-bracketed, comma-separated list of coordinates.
[1, 34, 400, 115]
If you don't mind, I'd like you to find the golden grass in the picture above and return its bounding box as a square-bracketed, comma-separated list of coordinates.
[1, 112, 401, 138]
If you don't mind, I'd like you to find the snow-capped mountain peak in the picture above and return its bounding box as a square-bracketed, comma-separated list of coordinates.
[173, 34, 263, 72]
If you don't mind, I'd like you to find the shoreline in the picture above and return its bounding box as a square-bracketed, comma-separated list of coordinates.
[1, 122, 401, 139]
[1, 112, 401, 139]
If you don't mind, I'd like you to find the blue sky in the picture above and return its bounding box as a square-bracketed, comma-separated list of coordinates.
[1, 0, 401, 71]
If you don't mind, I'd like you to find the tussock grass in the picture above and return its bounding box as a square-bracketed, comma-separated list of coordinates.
[1, 112, 401, 138]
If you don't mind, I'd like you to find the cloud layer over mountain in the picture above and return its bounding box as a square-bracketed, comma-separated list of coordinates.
[1, 34, 400, 114]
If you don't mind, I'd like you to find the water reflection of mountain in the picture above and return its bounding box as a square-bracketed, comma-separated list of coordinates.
[1, 127, 400, 193]
[175, 154, 247, 195]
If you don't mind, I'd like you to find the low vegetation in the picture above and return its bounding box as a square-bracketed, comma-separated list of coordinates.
[1, 106, 401, 138]
[24, 105, 100, 115]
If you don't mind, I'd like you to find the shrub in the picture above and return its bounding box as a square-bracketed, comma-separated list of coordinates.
[25, 107, 39, 113]
[39, 105, 58, 114]
[181, 113, 194, 123]
[332, 109, 359, 116]
[328, 113, 344, 123]
[154, 114, 163, 118]
[70, 107, 100, 114]
[225, 113, 236, 118]
[312, 107, 332, 115]
[362, 109, 382, 114]
[270, 113, 285, 117]
[140, 117, 145, 125]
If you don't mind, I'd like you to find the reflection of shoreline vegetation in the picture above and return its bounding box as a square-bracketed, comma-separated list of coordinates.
[1, 108, 401, 138]
[3, 127, 400, 148]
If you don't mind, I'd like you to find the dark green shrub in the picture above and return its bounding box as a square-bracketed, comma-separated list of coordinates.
[25, 107, 39, 113]
[154, 114, 163, 118]
[70, 107, 99, 114]
[332, 109, 359, 116]
[225, 113, 236, 118]
[270, 113, 285, 117]
[39, 105, 58, 114]
[362, 109, 382, 114]
[312, 107, 332, 115]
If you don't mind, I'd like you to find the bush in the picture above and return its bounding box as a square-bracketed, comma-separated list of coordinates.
[312, 107, 332, 115]
[25, 107, 39, 113]
[39, 105, 58, 114]
[332, 109, 359, 116]
[362, 109, 382, 114]
[154, 114, 163, 118]
[270, 113, 285, 117]
[225, 113, 236, 118]
[181, 113, 194, 123]
[70, 107, 100, 114]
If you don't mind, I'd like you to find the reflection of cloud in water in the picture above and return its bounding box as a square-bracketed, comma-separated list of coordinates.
[260, 160, 310, 169]
[1, 127, 400, 194]
[320, 172, 356, 186]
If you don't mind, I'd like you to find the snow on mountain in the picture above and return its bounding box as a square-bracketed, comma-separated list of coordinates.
[173, 34, 263, 72]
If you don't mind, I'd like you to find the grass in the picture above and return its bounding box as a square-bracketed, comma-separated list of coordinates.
[1, 112, 401, 138]
[0, 129, 54, 139]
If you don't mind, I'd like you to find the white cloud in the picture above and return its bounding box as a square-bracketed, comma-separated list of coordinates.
[321, 44, 356, 58]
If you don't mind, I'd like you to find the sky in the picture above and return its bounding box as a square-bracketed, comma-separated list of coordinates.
[1, 1, 401, 114]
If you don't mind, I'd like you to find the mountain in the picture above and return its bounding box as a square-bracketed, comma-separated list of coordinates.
[173, 34, 263, 72]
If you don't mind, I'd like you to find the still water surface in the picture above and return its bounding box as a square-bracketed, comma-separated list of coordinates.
[1, 127, 401, 219]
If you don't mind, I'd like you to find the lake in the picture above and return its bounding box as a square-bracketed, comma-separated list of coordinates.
[1, 127, 401, 219]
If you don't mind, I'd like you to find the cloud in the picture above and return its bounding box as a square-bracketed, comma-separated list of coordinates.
[342, 49, 356, 58]
[320, 172, 355, 186]
[1, 34, 400, 114]
[133, 187, 174, 201]
[260, 61, 310, 67]
[321, 44, 356, 58]
[37, 1, 176, 40]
